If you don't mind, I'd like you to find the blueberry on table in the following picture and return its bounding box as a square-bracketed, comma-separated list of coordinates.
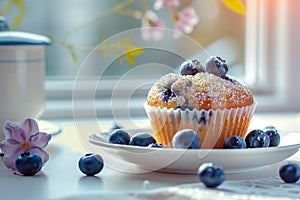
[205, 56, 228, 77]
[263, 127, 280, 147]
[245, 129, 270, 148]
[15, 152, 43, 176]
[108, 129, 131, 145]
[223, 136, 246, 149]
[180, 59, 206, 76]
[78, 153, 104, 176]
[198, 163, 224, 188]
[279, 163, 300, 183]
[129, 133, 156, 147]
[172, 129, 200, 149]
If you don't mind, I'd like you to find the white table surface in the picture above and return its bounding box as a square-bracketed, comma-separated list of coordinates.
[1, 113, 300, 200]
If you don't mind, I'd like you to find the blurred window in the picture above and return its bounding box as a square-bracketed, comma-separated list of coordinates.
[2, 0, 296, 118]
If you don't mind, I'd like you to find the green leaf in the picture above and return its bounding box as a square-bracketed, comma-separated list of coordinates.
[11, 12, 25, 29]
[121, 37, 144, 66]
[47, 35, 54, 42]
[3, 1, 12, 13]
[222, 0, 246, 15]
[118, 56, 124, 64]
[59, 41, 66, 46]
[124, 47, 144, 66]
[13, 0, 25, 11]
[70, 50, 78, 63]
[67, 45, 78, 63]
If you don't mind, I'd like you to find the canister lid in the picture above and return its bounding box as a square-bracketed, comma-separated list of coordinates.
[0, 16, 50, 45]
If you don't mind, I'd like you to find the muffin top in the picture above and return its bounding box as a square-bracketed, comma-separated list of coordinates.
[146, 57, 254, 110]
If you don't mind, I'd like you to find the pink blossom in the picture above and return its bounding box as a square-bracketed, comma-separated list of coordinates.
[0, 118, 51, 170]
[173, 6, 199, 38]
[141, 10, 165, 41]
[153, 0, 180, 10]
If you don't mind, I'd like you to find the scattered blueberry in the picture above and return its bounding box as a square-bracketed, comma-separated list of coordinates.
[180, 59, 206, 76]
[263, 126, 280, 147]
[205, 56, 228, 77]
[172, 129, 200, 149]
[108, 129, 131, 145]
[245, 129, 270, 148]
[148, 143, 166, 148]
[15, 152, 43, 176]
[279, 163, 300, 183]
[78, 153, 104, 176]
[198, 163, 224, 188]
[223, 136, 246, 149]
[160, 88, 176, 103]
[129, 133, 156, 147]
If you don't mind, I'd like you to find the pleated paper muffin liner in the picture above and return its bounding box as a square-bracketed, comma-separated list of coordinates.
[144, 102, 256, 149]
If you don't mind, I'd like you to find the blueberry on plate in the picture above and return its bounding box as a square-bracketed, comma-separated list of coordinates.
[263, 127, 280, 147]
[108, 122, 123, 131]
[279, 163, 300, 183]
[198, 163, 224, 188]
[245, 129, 270, 148]
[108, 129, 131, 145]
[180, 59, 206, 76]
[148, 143, 166, 148]
[223, 136, 246, 149]
[205, 56, 228, 77]
[172, 129, 200, 149]
[129, 133, 156, 147]
[15, 152, 43, 176]
[78, 153, 104, 176]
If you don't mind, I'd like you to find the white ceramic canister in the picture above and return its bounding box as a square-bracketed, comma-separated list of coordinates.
[0, 18, 50, 141]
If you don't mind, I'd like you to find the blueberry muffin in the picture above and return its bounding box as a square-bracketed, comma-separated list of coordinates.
[144, 56, 256, 148]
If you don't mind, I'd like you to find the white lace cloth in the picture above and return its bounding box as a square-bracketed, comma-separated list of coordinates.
[130, 177, 300, 200]
[56, 177, 300, 200]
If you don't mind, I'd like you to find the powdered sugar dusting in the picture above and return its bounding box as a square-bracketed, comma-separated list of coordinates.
[147, 72, 254, 110]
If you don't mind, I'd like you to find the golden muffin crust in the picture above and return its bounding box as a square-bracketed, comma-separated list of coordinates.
[147, 72, 254, 110]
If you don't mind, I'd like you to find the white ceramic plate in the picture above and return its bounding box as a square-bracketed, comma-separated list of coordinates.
[89, 129, 300, 174]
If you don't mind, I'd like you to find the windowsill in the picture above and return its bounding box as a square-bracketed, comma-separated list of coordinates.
[42, 77, 299, 121]
[43, 77, 151, 120]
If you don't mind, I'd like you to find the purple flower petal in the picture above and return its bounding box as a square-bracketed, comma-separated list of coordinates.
[0, 139, 21, 156]
[29, 132, 51, 148]
[20, 118, 39, 138]
[154, 0, 180, 10]
[1, 118, 51, 171]
[29, 147, 50, 165]
[173, 6, 199, 38]
[2, 149, 24, 170]
[141, 10, 165, 41]
[3, 121, 23, 141]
